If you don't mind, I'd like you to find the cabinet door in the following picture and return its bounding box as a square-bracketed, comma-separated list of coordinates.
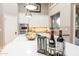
[0, 4, 4, 49]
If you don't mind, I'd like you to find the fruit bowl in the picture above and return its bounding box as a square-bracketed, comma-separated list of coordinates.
[26, 31, 36, 40]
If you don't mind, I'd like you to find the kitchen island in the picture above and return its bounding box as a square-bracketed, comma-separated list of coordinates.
[37, 33, 79, 56]
[0, 34, 79, 56]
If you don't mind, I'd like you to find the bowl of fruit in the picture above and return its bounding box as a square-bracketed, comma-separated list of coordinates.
[26, 30, 36, 40]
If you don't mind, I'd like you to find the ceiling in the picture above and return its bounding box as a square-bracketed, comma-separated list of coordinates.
[18, 3, 49, 15]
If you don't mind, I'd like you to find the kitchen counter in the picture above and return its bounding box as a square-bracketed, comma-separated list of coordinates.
[37, 33, 79, 56]
[1, 34, 79, 56]
[65, 42, 79, 56]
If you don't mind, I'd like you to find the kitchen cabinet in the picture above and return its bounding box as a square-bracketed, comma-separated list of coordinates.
[48, 3, 72, 43]
[0, 3, 18, 51]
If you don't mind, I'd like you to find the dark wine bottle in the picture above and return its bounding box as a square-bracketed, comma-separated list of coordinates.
[57, 30, 65, 56]
[49, 30, 56, 56]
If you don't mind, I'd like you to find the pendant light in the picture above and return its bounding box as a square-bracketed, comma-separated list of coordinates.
[25, 9, 32, 18]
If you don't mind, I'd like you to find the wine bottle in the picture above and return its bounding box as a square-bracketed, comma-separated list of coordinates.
[49, 30, 56, 56]
[56, 30, 65, 56]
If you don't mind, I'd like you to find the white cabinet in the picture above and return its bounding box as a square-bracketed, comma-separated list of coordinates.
[0, 4, 4, 50]
[0, 3, 18, 50]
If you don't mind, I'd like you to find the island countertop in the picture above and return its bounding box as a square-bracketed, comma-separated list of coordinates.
[37, 33, 79, 56]
[1, 34, 79, 56]
[65, 42, 79, 56]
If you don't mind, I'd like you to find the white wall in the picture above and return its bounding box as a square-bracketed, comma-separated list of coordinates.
[49, 3, 72, 43]
[18, 3, 49, 28]
[29, 15, 49, 27]
[2, 4, 18, 45]
[19, 13, 29, 23]
[19, 13, 49, 27]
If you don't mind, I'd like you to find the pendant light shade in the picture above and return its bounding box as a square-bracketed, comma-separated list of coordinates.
[25, 9, 32, 18]
[25, 14, 32, 18]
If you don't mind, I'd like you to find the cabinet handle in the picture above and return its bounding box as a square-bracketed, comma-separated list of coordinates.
[63, 34, 70, 36]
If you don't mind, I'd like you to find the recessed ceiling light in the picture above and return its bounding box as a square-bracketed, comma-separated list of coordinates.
[25, 5, 37, 10]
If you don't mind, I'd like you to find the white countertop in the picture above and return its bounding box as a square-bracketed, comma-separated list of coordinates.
[0, 34, 79, 56]
[65, 42, 79, 56]
[38, 33, 79, 56]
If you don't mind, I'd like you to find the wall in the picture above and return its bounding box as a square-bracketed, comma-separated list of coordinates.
[29, 15, 49, 27]
[19, 13, 49, 27]
[18, 3, 49, 28]
[2, 3, 18, 45]
[49, 3, 72, 43]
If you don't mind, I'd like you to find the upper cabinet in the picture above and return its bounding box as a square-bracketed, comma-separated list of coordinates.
[50, 13, 60, 29]
[48, 3, 72, 43]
